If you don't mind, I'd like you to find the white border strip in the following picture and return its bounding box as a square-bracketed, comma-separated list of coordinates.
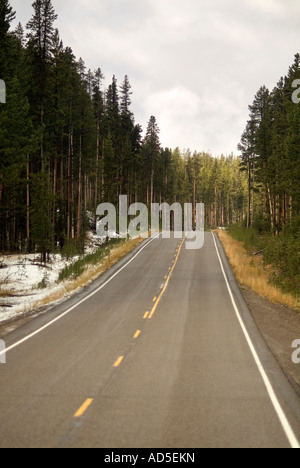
[212, 232, 299, 449]
[0, 234, 159, 359]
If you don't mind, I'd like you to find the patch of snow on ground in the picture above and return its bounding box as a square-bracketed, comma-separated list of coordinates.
[0, 254, 77, 323]
[0, 232, 107, 323]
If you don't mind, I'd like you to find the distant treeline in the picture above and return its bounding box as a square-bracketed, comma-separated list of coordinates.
[0, 0, 247, 257]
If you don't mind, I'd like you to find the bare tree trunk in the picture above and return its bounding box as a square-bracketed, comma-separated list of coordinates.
[214, 186, 217, 227]
[95, 120, 100, 211]
[247, 159, 251, 229]
[150, 169, 154, 206]
[146, 183, 149, 207]
[267, 184, 274, 231]
[52, 157, 57, 245]
[67, 135, 71, 240]
[275, 193, 280, 236]
[0, 172, 2, 209]
[26, 155, 30, 246]
[193, 177, 196, 230]
[251, 157, 255, 227]
[76, 134, 82, 242]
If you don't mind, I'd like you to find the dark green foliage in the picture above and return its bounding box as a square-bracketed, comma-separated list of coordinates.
[235, 54, 300, 298]
[0, 0, 248, 257]
[0, 1, 143, 255]
[61, 239, 80, 260]
[228, 222, 300, 299]
[0, 0, 16, 77]
[238, 53, 300, 234]
[58, 238, 124, 282]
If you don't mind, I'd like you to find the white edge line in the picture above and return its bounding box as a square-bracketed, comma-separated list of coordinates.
[0, 234, 160, 358]
[212, 232, 300, 449]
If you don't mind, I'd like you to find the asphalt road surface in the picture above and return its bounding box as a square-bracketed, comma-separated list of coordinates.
[0, 232, 299, 448]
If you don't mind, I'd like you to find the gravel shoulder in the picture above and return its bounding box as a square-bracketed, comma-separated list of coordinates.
[240, 284, 300, 396]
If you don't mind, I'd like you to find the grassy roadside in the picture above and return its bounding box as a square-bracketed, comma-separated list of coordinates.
[29, 237, 144, 312]
[216, 229, 300, 311]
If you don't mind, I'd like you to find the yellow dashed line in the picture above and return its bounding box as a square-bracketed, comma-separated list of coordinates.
[74, 398, 94, 418]
[148, 236, 186, 320]
[113, 356, 124, 367]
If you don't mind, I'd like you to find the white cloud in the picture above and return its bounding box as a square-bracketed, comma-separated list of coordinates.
[143, 81, 246, 155]
[144, 86, 202, 148]
[244, 0, 292, 17]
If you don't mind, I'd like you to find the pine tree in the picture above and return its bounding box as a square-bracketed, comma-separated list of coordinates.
[120, 75, 133, 116]
[237, 54, 300, 234]
[26, 0, 58, 60]
[26, 0, 58, 168]
[143, 116, 161, 205]
[92, 67, 105, 209]
[238, 120, 256, 228]
[0, 0, 253, 254]
[0, 0, 16, 76]
[0, 75, 34, 251]
[103, 133, 118, 204]
[0, 1, 36, 251]
[13, 22, 25, 46]
[285, 54, 300, 218]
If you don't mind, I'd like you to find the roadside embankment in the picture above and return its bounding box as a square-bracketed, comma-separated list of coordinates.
[216, 229, 299, 311]
[216, 229, 300, 393]
[0, 237, 143, 326]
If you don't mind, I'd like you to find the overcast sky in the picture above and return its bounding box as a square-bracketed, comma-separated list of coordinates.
[10, 0, 300, 156]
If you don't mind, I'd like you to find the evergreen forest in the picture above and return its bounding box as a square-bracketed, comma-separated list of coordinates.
[1, 0, 300, 287]
[0, 0, 247, 257]
[236, 53, 300, 297]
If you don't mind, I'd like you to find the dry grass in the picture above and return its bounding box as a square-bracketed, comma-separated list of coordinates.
[0, 290, 13, 298]
[217, 230, 299, 310]
[30, 237, 144, 312]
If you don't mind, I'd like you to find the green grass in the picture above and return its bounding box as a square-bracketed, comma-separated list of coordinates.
[58, 238, 125, 283]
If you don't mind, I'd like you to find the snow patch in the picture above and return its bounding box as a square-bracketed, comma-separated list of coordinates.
[0, 232, 107, 323]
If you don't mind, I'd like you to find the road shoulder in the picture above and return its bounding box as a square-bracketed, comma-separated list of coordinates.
[240, 284, 300, 396]
[216, 229, 300, 396]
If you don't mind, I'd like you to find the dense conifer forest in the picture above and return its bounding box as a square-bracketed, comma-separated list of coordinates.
[1, 0, 299, 277]
[235, 54, 300, 297]
[238, 53, 300, 234]
[0, 0, 248, 257]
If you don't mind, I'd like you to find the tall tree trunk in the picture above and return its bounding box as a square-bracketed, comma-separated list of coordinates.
[76, 134, 82, 242]
[0, 171, 3, 210]
[247, 158, 251, 229]
[251, 157, 255, 227]
[52, 157, 57, 245]
[150, 169, 154, 206]
[193, 177, 196, 230]
[95, 119, 100, 212]
[267, 184, 274, 231]
[26, 155, 30, 247]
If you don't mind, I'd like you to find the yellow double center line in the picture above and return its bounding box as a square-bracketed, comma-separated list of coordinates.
[148, 235, 186, 320]
[74, 236, 186, 420]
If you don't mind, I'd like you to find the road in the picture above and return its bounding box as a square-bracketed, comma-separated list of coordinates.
[0, 232, 299, 448]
